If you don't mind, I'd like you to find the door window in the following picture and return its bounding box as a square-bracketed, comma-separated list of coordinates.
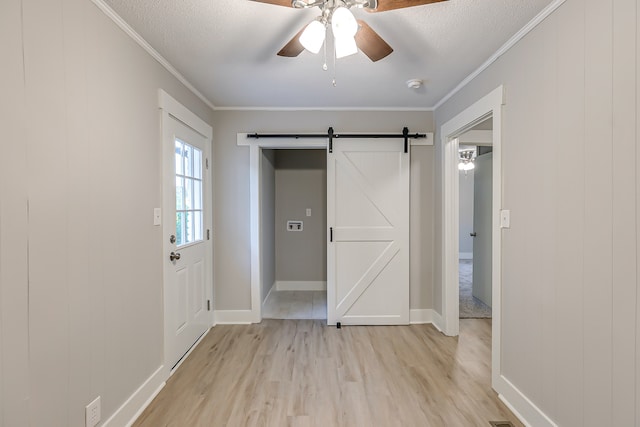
[175, 138, 203, 246]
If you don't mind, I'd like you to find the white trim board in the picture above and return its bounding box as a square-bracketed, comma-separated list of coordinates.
[498, 376, 558, 427]
[275, 281, 327, 291]
[219, 106, 435, 112]
[102, 365, 165, 427]
[236, 133, 432, 147]
[91, 0, 215, 111]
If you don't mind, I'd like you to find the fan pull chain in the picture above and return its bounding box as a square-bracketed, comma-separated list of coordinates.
[322, 39, 328, 71]
[332, 43, 337, 87]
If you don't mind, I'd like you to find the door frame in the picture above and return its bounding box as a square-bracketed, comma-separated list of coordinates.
[239, 135, 328, 323]
[159, 90, 214, 377]
[440, 85, 503, 387]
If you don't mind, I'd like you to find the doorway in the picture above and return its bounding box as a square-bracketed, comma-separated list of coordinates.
[160, 91, 214, 376]
[458, 120, 493, 319]
[440, 85, 503, 391]
[243, 132, 412, 325]
[261, 149, 328, 320]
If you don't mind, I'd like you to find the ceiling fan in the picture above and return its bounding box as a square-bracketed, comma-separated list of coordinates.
[252, 0, 447, 62]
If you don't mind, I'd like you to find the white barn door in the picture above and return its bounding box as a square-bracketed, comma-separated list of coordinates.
[327, 139, 410, 325]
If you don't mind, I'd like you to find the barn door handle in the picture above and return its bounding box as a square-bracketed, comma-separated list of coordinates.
[170, 252, 181, 261]
[470, 232, 477, 237]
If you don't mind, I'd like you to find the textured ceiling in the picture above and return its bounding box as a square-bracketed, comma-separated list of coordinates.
[103, 0, 553, 109]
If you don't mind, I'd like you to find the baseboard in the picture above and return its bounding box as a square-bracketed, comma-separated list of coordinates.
[275, 281, 327, 291]
[459, 252, 473, 260]
[497, 375, 557, 427]
[263, 282, 275, 306]
[431, 310, 444, 332]
[409, 309, 435, 324]
[214, 309, 254, 324]
[102, 365, 166, 427]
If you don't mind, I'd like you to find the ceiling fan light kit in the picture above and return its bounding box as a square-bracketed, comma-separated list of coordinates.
[256, 0, 446, 63]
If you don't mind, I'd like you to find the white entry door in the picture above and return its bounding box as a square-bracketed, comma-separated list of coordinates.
[163, 114, 211, 370]
[327, 139, 410, 325]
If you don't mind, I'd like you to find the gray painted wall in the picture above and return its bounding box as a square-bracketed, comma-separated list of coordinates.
[275, 150, 327, 283]
[213, 111, 435, 311]
[260, 150, 276, 301]
[0, 0, 214, 425]
[435, 0, 640, 424]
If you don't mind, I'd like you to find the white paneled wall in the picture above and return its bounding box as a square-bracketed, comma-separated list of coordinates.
[435, 0, 639, 424]
[0, 0, 214, 426]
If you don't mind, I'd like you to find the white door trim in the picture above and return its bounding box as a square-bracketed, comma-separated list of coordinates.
[440, 85, 503, 385]
[238, 134, 328, 323]
[160, 90, 214, 378]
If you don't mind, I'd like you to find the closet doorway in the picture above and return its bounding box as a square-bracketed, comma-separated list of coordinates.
[260, 149, 327, 320]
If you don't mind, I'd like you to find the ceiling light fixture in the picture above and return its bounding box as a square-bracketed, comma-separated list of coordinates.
[300, 19, 327, 54]
[458, 149, 476, 172]
[298, 2, 361, 62]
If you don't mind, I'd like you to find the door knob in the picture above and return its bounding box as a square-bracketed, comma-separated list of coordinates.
[170, 252, 181, 261]
[470, 232, 477, 237]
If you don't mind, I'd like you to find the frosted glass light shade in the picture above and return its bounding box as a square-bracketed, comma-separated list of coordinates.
[300, 20, 326, 54]
[335, 36, 358, 58]
[458, 162, 475, 171]
[331, 6, 357, 39]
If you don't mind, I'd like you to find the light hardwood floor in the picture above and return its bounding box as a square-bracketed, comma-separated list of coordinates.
[134, 319, 521, 427]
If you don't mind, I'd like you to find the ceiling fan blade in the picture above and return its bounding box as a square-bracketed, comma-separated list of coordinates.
[250, 0, 293, 7]
[368, 0, 447, 12]
[355, 20, 393, 62]
[277, 27, 306, 57]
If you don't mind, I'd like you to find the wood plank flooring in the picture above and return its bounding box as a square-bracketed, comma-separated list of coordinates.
[133, 319, 521, 427]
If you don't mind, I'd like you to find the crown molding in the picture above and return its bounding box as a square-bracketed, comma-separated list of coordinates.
[433, 0, 566, 111]
[214, 106, 435, 112]
[90, 0, 216, 111]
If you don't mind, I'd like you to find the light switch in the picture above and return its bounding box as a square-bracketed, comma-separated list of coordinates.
[500, 209, 510, 229]
[153, 208, 162, 226]
[306, 208, 312, 217]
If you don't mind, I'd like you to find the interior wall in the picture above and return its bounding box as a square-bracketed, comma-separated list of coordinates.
[260, 150, 276, 301]
[435, 0, 639, 424]
[275, 150, 327, 284]
[213, 110, 435, 311]
[0, 0, 214, 426]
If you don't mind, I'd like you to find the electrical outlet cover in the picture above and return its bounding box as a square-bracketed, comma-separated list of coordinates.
[85, 396, 101, 427]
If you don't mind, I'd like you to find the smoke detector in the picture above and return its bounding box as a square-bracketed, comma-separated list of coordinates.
[406, 79, 423, 89]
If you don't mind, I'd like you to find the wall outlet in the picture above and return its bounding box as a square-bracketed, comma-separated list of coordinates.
[85, 396, 101, 427]
[287, 220, 303, 231]
[306, 208, 312, 217]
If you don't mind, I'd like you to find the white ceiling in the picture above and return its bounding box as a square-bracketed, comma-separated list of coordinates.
[102, 0, 553, 109]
